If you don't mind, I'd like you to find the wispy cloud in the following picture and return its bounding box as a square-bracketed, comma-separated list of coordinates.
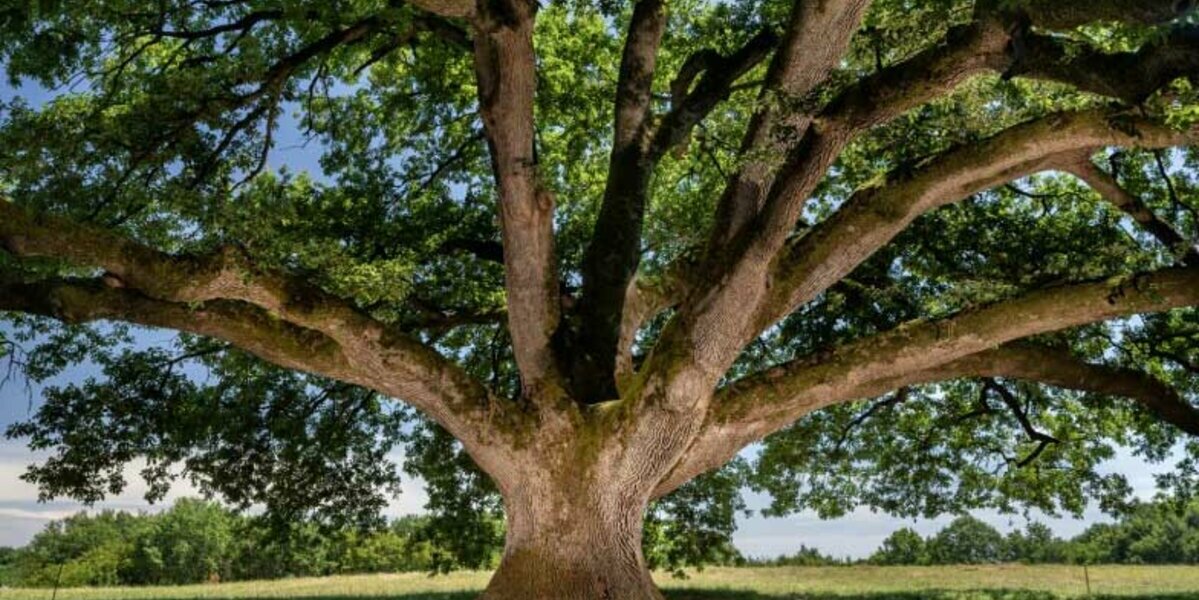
[0, 507, 77, 521]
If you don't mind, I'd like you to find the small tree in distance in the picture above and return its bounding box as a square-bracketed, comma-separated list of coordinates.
[3, 0, 1199, 597]
[872, 528, 930, 566]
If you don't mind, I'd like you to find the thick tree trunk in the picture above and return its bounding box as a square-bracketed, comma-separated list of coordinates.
[480, 475, 662, 600]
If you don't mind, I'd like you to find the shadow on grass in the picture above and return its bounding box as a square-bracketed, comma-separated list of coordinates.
[662, 593, 1199, 600]
[55, 593, 1197, 600]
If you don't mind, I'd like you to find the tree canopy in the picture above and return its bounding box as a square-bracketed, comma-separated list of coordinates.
[1, 0, 1198, 597]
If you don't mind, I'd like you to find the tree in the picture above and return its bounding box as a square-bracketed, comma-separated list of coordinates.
[1004, 522, 1066, 564]
[871, 528, 929, 566]
[928, 516, 1005, 564]
[2, 0, 1199, 597]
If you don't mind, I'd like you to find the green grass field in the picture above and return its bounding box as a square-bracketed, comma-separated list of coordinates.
[1, 566, 1196, 600]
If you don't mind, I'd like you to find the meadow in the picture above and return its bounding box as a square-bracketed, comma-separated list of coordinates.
[1, 565, 1196, 600]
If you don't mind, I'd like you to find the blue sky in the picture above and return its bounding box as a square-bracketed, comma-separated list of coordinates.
[0, 73, 1177, 559]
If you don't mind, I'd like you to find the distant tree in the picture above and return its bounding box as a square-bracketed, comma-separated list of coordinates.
[1004, 522, 1066, 564]
[928, 516, 1005, 565]
[1068, 499, 1199, 565]
[764, 545, 840, 567]
[871, 528, 929, 566]
[129, 499, 236, 584]
[0, 546, 20, 586]
[15, 510, 145, 587]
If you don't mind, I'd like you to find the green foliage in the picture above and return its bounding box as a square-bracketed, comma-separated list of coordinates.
[871, 528, 930, 566]
[862, 498, 1199, 566]
[0, 0, 1197, 574]
[6, 499, 471, 588]
[928, 517, 1008, 565]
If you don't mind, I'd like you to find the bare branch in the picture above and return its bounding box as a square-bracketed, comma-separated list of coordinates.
[983, 379, 1060, 468]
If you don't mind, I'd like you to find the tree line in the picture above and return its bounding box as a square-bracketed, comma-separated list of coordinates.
[4, 497, 1199, 588]
[759, 498, 1199, 567]
[0, 498, 501, 588]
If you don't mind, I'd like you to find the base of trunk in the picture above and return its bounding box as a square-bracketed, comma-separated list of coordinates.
[479, 482, 662, 600]
[480, 546, 663, 600]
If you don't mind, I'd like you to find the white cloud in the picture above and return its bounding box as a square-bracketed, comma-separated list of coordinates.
[0, 507, 77, 521]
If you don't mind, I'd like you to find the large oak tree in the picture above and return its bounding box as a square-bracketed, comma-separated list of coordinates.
[3, 0, 1199, 597]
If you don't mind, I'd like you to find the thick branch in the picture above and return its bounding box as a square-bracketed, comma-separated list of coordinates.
[764, 111, 1198, 326]
[0, 203, 507, 451]
[966, 345, 1199, 437]
[654, 269, 1199, 497]
[722, 266, 1199, 438]
[0, 278, 351, 381]
[569, 24, 775, 401]
[699, 17, 1199, 356]
[1015, 0, 1195, 29]
[709, 0, 872, 246]
[408, 0, 475, 19]
[471, 0, 560, 394]
[1011, 27, 1199, 104]
[566, 0, 668, 402]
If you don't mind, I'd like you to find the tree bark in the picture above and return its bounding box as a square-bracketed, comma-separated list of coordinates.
[482, 472, 660, 600]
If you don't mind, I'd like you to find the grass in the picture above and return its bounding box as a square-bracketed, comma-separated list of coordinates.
[1, 566, 1197, 600]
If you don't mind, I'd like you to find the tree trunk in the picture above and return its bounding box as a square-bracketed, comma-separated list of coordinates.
[480, 475, 662, 600]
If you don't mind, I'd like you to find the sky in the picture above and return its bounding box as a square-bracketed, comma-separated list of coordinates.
[0, 70, 1182, 560]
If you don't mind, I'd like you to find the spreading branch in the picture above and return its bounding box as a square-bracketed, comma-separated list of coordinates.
[569, 12, 774, 402]
[763, 111, 1199, 326]
[708, 0, 872, 246]
[653, 266, 1199, 497]
[0, 202, 509, 453]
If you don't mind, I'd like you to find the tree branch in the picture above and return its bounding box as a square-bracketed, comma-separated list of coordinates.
[654, 269, 1199, 498]
[470, 0, 561, 396]
[1010, 26, 1199, 104]
[568, 21, 775, 401]
[1013, 0, 1195, 30]
[722, 266, 1199, 439]
[688, 14, 1199, 368]
[0, 203, 511, 453]
[648, 28, 778, 159]
[762, 111, 1198, 333]
[982, 379, 1060, 468]
[408, 0, 475, 19]
[709, 0, 872, 246]
[0, 278, 351, 379]
[1061, 152, 1199, 265]
[565, 0, 668, 402]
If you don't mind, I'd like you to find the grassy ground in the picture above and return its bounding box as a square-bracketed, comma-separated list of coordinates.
[1, 566, 1196, 600]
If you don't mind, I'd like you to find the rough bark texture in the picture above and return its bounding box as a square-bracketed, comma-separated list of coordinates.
[483, 473, 660, 600]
